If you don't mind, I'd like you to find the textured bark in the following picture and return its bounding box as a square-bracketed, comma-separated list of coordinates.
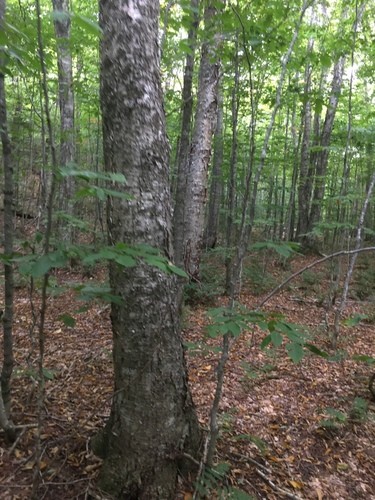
[309, 56, 345, 230]
[285, 83, 301, 242]
[204, 87, 223, 249]
[296, 41, 314, 240]
[0, 0, 16, 443]
[172, 0, 199, 215]
[97, 1, 200, 498]
[173, 1, 221, 280]
[224, 33, 240, 290]
[52, 0, 75, 237]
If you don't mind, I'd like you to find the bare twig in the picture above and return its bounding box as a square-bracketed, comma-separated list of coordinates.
[229, 451, 271, 473]
[255, 468, 304, 500]
[192, 433, 209, 500]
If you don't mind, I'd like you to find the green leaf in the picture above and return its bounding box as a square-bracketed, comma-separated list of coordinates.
[206, 324, 222, 338]
[286, 342, 304, 363]
[343, 314, 368, 327]
[72, 13, 102, 36]
[59, 314, 76, 327]
[305, 343, 329, 358]
[261, 334, 272, 349]
[35, 232, 44, 244]
[167, 263, 188, 278]
[74, 284, 122, 304]
[320, 52, 331, 67]
[234, 434, 267, 454]
[30, 255, 53, 277]
[101, 187, 133, 199]
[42, 368, 55, 381]
[55, 212, 91, 231]
[114, 254, 137, 267]
[352, 354, 375, 365]
[226, 321, 241, 337]
[59, 167, 125, 184]
[324, 407, 347, 423]
[51, 10, 70, 23]
[270, 330, 283, 347]
[144, 255, 169, 272]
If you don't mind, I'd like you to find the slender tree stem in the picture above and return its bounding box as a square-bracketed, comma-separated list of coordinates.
[32, 0, 58, 494]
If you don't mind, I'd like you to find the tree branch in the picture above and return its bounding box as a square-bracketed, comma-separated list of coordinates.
[257, 247, 375, 309]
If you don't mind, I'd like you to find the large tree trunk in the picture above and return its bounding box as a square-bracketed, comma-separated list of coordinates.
[204, 87, 223, 249]
[95, 1, 200, 498]
[173, 1, 221, 280]
[0, 0, 16, 443]
[171, 0, 199, 198]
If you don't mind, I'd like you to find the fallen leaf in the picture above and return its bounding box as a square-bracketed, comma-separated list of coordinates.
[289, 480, 304, 489]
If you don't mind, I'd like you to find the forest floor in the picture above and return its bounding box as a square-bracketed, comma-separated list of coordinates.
[0, 250, 374, 500]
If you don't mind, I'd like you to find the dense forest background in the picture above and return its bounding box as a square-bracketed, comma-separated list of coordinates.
[1, 0, 375, 249]
[0, 0, 374, 498]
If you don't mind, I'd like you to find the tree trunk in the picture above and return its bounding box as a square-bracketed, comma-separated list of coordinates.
[285, 80, 301, 242]
[333, 171, 375, 347]
[52, 0, 75, 240]
[227, 0, 309, 297]
[225, 32, 240, 290]
[96, 2, 200, 498]
[308, 4, 365, 240]
[296, 39, 314, 240]
[172, 0, 199, 223]
[309, 56, 345, 231]
[204, 86, 223, 249]
[0, 0, 16, 443]
[173, 1, 221, 280]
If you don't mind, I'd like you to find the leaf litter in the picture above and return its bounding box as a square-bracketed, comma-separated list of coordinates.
[0, 256, 374, 499]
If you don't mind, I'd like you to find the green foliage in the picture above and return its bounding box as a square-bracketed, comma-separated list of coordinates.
[81, 242, 188, 278]
[13, 240, 187, 300]
[352, 262, 375, 301]
[301, 270, 319, 287]
[250, 241, 301, 259]
[260, 316, 311, 363]
[15, 366, 56, 382]
[349, 397, 368, 422]
[206, 305, 262, 339]
[243, 264, 277, 296]
[234, 433, 268, 455]
[241, 360, 276, 382]
[352, 354, 375, 365]
[194, 462, 253, 500]
[73, 284, 122, 304]
[342, 313, 368, 327]
[207, 305, 326, 364]
[320, 397, 369, 430]
[184, 252, 225, 305]
[71, 13, 102, 36]
[319, 407, 347, 429]
[58, 313, 76, 327]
